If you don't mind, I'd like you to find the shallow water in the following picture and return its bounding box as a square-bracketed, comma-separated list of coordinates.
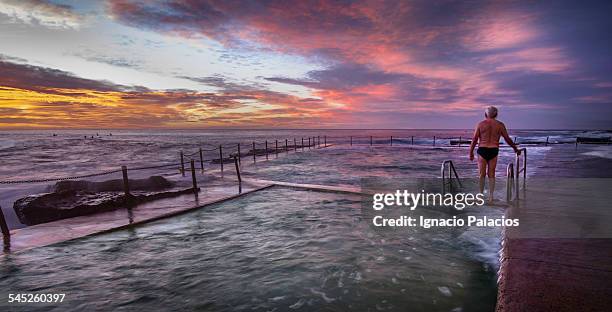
[0, 187, 498, 311]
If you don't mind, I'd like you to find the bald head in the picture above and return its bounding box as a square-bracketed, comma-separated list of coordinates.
[485, 106, 498, 119]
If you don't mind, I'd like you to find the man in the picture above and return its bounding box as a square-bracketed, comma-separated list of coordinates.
[469, 106, 521, 203]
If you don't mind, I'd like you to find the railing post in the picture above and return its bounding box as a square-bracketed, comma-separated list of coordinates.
[253, 141, 256, 163]
[459, 136, 462, 147]
[275, 140, 278, 157]
[302, 137, 305, 151]
[317, 136, 320, 148]
[237, 143, 241, 165]
[441, 162, 446, 194]
[370, 136, 373, 146]
[285, 139, 288, 154]
[506, 163, 514, 202]
[234, 156, 242, 194]
[180, 151, 185, 176]
[546, 136, 549, 146]
[190, 159, 197, 193]
[309, 137, 311, 149]
[515, 154, 520, 200]
[411, 136, 414, 145]
[350, 136, 352, 146]
[433, 136, 436, 146]
[522, 149, 527, 189]
[294, 138, 297, 151]
[0, 206, 10, 251]
[122, 165, 130, 196]
[390, 136, 393, 146]
[266, 140, 269, 160]
[199, 148, 204, 174]
[324, 136, 327, 146]
[219, 145, 224, 174]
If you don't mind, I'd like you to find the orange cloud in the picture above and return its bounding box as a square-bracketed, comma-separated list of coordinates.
[0, 57, 348, 128]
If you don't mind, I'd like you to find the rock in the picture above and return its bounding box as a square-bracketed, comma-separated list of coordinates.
[13, 190, 126, 226]
[14, 176, 192, 226]
[53, 175, 173, 193]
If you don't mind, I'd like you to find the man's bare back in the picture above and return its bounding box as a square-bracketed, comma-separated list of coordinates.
[475, 119, 508, 148]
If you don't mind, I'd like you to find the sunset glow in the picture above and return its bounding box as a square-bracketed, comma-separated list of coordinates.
[1, 0, 611, 128]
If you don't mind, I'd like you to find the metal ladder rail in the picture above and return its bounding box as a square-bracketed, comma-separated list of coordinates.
[506, 163, 515, 202]
[441, 160, 462, 193]
[514, 148, 527, 200]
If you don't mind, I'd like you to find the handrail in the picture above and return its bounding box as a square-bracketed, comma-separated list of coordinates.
[441, 160, 462, 193]
[506, 163, 515, 202]
[514, 148, 527, 199]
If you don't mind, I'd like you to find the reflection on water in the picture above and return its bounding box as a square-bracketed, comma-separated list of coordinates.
[1, 187, 497, 311]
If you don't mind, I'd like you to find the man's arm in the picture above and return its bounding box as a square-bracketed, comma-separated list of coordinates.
[469, 126, 479, 161]
[500, 123, 520, 154]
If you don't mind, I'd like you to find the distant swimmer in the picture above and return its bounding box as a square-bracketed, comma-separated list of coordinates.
[469, 106, 521, 203]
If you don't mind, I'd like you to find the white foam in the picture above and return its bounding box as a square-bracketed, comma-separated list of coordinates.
[289, 299, 305, 309]
[310, 288, 336, 303]
[437, 286, 452, 297]
[581, 146, 612, 160]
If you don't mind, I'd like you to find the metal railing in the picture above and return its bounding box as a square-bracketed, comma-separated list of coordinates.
[506, 163, 515, 202]
[441, 160, 462, 193]
[506, 148, 527, 201]
[514, 148, 527, 200]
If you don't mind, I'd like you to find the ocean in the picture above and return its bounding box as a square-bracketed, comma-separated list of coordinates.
[0, 129, 611, 311]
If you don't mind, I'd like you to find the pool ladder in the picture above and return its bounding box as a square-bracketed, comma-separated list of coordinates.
[441, 160, 462, 194]
[506, 148, 527, 202]
[441, 147, 526, 202]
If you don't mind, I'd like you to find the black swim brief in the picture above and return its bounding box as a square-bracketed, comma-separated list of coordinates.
[477, 147, 499, 161]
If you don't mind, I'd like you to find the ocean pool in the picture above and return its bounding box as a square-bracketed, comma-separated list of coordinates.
[0, 186, 497, 311]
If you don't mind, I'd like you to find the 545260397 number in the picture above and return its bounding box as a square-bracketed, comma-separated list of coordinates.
[8, 293, 65, 303]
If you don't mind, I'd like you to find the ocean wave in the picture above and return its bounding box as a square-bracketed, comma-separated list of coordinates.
[0, 139, 15, 150]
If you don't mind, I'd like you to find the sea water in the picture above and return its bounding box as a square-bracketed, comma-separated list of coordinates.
[0, 187, 498, 311]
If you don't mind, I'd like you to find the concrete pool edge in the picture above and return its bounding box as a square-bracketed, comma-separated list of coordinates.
[5, 183, 275, 254]
[60, 184, 279, 242]
[3, 179, 369, 254]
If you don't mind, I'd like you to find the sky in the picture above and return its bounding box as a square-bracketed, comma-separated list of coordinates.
[0, 0, 611, 129]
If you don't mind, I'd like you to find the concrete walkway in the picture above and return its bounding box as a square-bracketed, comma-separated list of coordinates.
[497, 178, 612, 311]
[6, 177, 271, 253]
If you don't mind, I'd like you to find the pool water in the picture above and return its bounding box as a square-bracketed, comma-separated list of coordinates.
[0, 187, 497, 311]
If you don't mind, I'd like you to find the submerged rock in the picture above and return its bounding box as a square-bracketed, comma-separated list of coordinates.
[14, 191, 126, 226]
[13, 176, 193, 226]
[53, 175, 173, 193]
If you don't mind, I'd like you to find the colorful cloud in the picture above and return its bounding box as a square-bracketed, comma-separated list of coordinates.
[0, 0, 611, 128]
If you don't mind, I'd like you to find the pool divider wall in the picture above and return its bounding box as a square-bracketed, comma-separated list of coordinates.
[5, 180, 369, 254]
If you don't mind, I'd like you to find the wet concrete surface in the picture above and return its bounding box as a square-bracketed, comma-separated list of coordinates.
[497, 157, 612, 312]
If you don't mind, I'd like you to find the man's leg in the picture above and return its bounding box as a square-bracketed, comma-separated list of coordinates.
[478, 155, 487, 194]
[487, 156, 498, 202]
